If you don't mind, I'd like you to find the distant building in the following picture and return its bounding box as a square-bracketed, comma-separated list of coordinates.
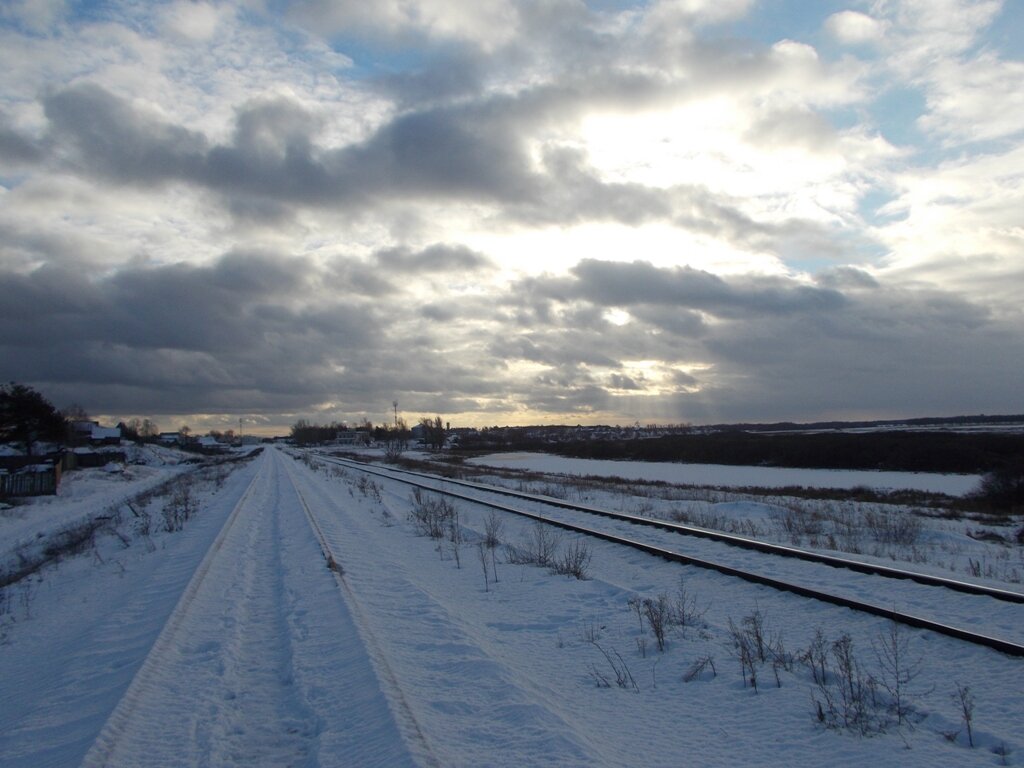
[334, 432, 370, 446]
[70, 420, 121, 446]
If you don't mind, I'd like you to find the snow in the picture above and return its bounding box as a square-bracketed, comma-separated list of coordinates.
[467, 452, 984, 495]
[0, 445, 191, 559]
[1, 447, 1021, 766]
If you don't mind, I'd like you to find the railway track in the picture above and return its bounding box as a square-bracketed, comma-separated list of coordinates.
[314, 452, 1024, 658]
[81, 449, 424, 768]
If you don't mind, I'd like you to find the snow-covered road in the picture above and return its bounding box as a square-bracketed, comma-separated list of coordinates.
[82, 448, 420, 767]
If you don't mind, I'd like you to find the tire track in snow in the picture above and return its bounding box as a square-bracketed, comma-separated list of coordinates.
[80, 453, 268, 766]
[280, 454, 442, 768]
[82, 449, 419, 767]
[0, 459, 262, 768]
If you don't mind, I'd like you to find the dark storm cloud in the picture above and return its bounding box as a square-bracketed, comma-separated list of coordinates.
[0, 250, 385, 413]
[488, 332, 621, 369]
[607, 373, 643, 390]
[44, 83, 208, 183]
[814, 265, 880, 290]
[504, 146, 674, 226]
[482, 258, 1024, 422]
[374, 243, 494, 273]
[532, 259, 847, 317]
[37, 83, 540, 213]
[30, 79, 834, 250]
[338, 101, 539, 203]
[375, 48, 488, 107]
[0, 113, 43, 164]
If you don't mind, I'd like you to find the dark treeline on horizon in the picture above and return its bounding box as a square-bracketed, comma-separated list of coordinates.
[457, 425, 1024, 476]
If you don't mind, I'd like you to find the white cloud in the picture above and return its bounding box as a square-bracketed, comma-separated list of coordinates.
[915, 53, 1024, 144]
[0, 0, 67, 34]
[161, 1, 223, 42]
[876, 142, 1024, 301]
[874, 0, 1003, 69]
[286, 0, 521, 50]
[825, 10, 885, 45]
[645, 0, 755, 26]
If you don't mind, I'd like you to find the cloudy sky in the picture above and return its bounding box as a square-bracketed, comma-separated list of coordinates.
[1, 0, 1021, 434]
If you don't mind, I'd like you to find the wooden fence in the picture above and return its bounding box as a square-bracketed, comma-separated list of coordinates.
[0, 463, 59, 497]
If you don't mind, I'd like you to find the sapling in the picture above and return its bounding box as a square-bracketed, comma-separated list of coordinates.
[477, 542, 489, 592]
[484, 511, 503, 549]
[873, 619, 926, 726]
[643, 594, 670, 652]
[449, 507, 462, 568]
[953, 682, 975, 747]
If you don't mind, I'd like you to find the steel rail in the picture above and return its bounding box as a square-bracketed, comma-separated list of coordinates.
[314, 453, 1024, 658]
[319, 453, 1024, 605]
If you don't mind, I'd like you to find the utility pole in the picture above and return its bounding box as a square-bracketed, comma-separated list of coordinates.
[393, 400, 398, 428]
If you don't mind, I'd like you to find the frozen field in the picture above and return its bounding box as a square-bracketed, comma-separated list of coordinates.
[467, 452, 983, 496]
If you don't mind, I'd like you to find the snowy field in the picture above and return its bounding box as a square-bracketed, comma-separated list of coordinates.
[1, 447, 1021, 766]
[466, 452, 983, 496]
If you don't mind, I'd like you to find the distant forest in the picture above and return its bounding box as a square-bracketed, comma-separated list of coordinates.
[459, 426, 1024, 475]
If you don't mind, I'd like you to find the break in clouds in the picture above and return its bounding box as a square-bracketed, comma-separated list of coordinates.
[0, 0, 1022, 431]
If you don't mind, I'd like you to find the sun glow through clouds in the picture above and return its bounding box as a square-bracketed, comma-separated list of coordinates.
[0, 0, 1021, 432]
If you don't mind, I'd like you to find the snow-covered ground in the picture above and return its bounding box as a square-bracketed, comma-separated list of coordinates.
[1, 444, 194, 558]
[1, 447, 1021, 766]
[466, 452, 982, 496]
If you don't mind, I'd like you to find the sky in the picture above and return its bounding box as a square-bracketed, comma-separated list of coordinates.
[0, 0, 1022, 435]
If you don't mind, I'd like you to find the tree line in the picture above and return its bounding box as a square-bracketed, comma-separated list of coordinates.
[2, 381, 200, 455]
[289, 415, 448, 451]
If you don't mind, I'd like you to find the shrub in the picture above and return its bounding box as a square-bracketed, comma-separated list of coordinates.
[408, 489, 456, 539]
[553, 538, 592, 580]
[972, 462, 1024, 513]
[643, 594, 671, 653]
[162, 480, 196, 532]
[483, 511, 503, 549]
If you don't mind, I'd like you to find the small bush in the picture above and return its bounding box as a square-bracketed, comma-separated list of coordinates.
[643, 594, 671, 653]
[483, 511, 503, 549]
[408, 490, 456, 539]
[588, 641, 638, 692]
[506, 522, 562, 568]
[811, 633, 884, 735]
[553, 538, 592, 580]
[162, 480, 196, 532]
[972, 462, 1024, 513]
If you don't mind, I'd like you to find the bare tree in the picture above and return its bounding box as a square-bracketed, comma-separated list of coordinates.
[418, 416, 447, 450]
[382, 418, 409, 459]
[61, 402, 90, 421]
